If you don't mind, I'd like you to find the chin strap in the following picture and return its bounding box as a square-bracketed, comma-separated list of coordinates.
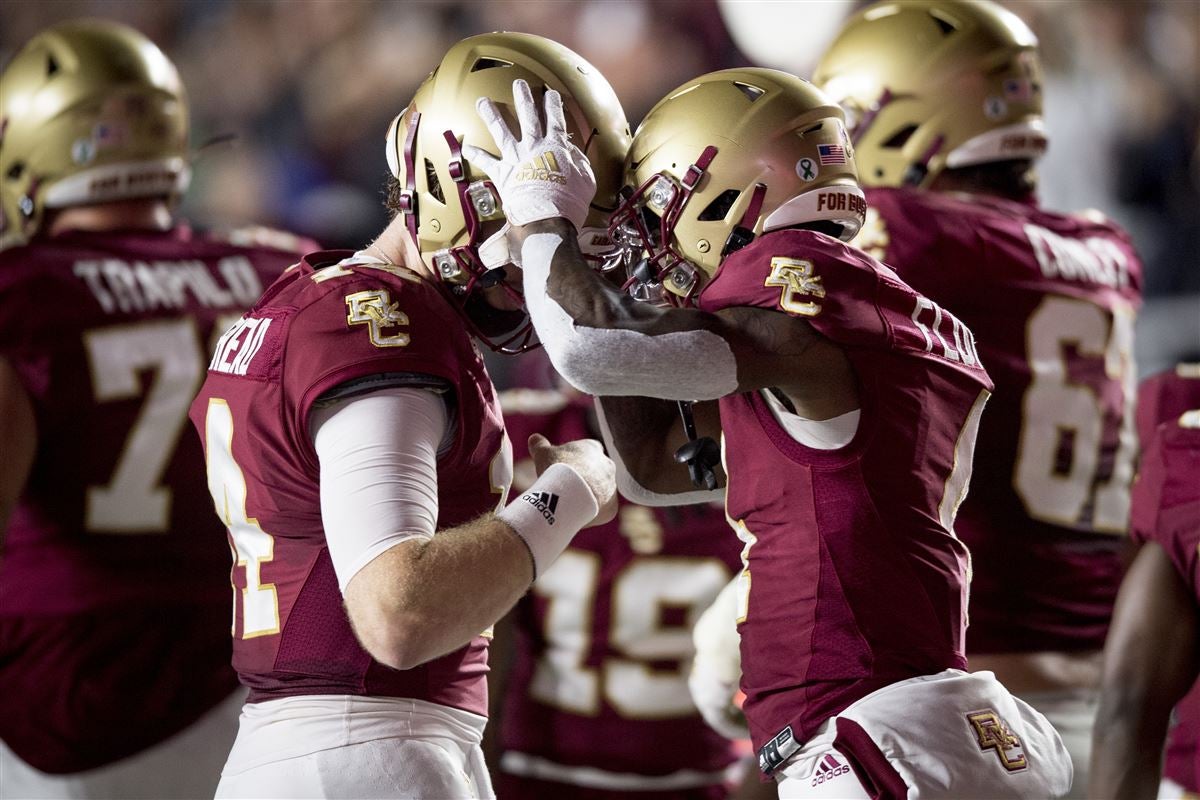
[674, 400, 720, 490]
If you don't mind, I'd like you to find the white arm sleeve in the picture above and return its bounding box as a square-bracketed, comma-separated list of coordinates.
[520, 232, 739, 400]
[310, 387, 448, 593]
[593, 398, 724, 507]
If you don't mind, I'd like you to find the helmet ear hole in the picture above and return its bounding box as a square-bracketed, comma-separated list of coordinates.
[929, 11, 958, 35]
[7, 162, 24, 180]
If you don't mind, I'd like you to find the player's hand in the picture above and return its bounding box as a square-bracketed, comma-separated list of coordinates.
[688, 660, 749, 741]
[463, 79, 596, 230]
[528, 433, 617, 527]
[689, 578, 750, 740]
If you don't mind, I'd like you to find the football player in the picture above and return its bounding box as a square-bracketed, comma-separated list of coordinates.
[489, 371, 746, 799]
[0, 20, 310, 799]
[812, 2, 1143, 794]
[187, 34, 626, 799]
[1090, 364, 1200, 800]
[464, 71, 1071, 797]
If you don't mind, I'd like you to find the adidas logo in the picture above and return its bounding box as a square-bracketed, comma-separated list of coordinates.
[521, 491, 560, 524]
[811, 754, 850, 787]
[515, 152, 566, 184]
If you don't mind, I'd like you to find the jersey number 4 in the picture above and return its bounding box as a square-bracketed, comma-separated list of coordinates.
[203, 398, 281, 638]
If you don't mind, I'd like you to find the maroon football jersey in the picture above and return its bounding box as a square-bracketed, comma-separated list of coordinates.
[1136, 365, 1200, 448]
[497, 390, 742, 789]
[1129, 368, 1200, 602]
[0, 226, 302, 772]
[859, 187, 1144, 654]
[1131, 367, 1200, 793]
[696, 228, 992, 755]
[187, 251, 510, 717]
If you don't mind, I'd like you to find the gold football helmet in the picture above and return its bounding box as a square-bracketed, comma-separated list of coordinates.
[0, 20, 190, 249]
[608, 68, 864, 304]
[384, 32, 631, 352]
[813, 0, 1046, 189]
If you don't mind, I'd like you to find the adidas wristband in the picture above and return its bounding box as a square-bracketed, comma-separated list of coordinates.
[496, 463, 598, 579]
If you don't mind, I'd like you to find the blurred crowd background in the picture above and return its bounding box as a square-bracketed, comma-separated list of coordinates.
[3, 0, 1197, 378]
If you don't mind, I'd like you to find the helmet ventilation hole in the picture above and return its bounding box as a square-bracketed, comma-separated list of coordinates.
[471, 57, 513, 72]
[424, 159, 446, 203]
[929, 11, 958, 35]
[698, 189, 741, 221]
[881, 124, 918, 149]
[46, 55, 59, 76]
[800, 122, 824, 136]
[6, 161, 24, 180]
[733, 82, 765, 102]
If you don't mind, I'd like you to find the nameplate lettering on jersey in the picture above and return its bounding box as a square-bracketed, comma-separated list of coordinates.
[73, 255, 263, 314]
[910, 296, 982, 367]
[1024, 223, 1131, 289]
[210, 316, 273, 376]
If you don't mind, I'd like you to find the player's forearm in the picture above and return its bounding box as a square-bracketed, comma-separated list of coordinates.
[347, 458, 603, 671]
[1089, 723, 1167, 800]
[516, 221, 739, 400]
[594, 396, 725, 501]
[1090, 543, 1199, 799]
[349, 516, 534, 671]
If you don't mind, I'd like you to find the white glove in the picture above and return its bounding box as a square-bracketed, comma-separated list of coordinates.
[689, 576, 750, 740]
[463, 79, 597, 230]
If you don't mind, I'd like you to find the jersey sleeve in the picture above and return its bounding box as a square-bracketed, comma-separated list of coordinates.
[699, 228, 988, 379]
[279, 267, 469, 435]
[1131, 370, 1200, 556]
[1129, 420, 1200, 590]
[699, 229, 886, 341]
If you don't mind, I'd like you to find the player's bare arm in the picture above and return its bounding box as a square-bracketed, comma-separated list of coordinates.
[341, 425, 616, 671]
[344, 516, 534, 671]
[594, 396, 726, 498]
[515, 216, 854, 500]
[0, 356, 37, 548]
[465, 80, 857, 410]
[1090, 542, 1200, 800]
[510, 217, 856, 409]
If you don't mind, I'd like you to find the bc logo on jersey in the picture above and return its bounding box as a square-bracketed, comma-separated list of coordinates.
[764, 257, 825, 317]
[345, 289, 410, 348]
[966, 709, 1028, 772]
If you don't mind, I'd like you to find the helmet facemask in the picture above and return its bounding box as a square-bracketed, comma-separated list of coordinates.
[607, 152, 715, 306]
[387, 109, 532, 353]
